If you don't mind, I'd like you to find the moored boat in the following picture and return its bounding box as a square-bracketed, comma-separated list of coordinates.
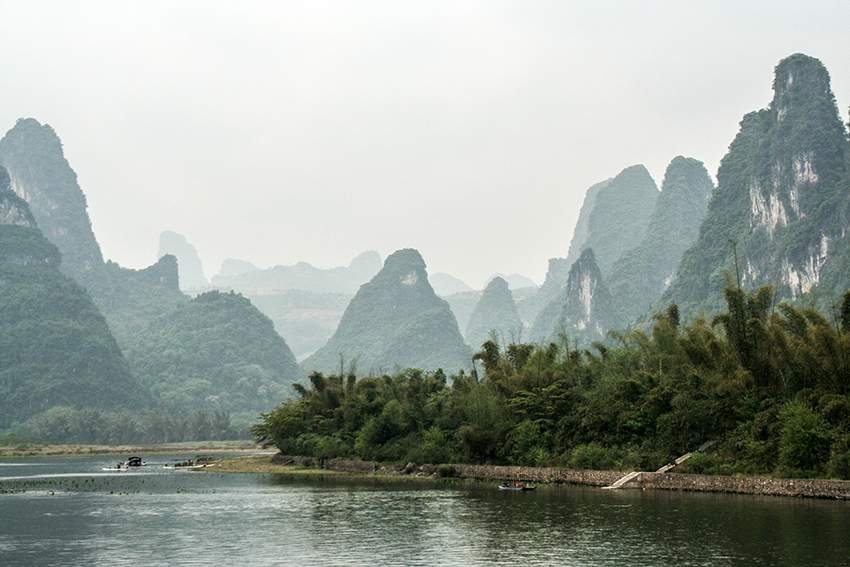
[498, 472, 536, 491]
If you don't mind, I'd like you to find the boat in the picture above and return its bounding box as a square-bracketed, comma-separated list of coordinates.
[164, 455, 221, 469]
[498, 472, 536, 491]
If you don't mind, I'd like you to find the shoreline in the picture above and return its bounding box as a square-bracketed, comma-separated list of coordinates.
[0, 442, 264, 459]
[213, 454, 850, 500]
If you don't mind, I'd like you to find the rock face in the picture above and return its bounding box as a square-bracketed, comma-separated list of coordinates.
[0, 119, 187, 344]
[565, 178, 611, 268]
[158, 231, 208, 290]
[0, 167, 147, 427]
[529, 248, 614, 343]
[302, 248, 471, 375]
[605, 157, 713, 327]
[661, 54, 850, 313]
[569, 166, 658, 275]
[464, 276, 523, 351]
[0, 118, 103, 283]
[516, 257, 571, 330]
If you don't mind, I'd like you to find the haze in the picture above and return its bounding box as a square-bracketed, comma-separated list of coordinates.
[2, 1, 848, 288]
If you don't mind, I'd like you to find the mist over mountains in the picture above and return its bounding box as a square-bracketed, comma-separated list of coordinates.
[2, 53, 850, 443]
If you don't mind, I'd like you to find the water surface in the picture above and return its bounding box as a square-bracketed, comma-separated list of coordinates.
[1, 456, 848, 566]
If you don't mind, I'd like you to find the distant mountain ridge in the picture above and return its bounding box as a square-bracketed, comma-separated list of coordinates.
[606, 156, 713, 327]
[212, 250, 382, 294]
[568, 165, 658, 276]
[158, 230, 208, 290]
[464, 276, 522, 351]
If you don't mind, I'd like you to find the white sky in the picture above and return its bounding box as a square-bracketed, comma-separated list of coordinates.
[2, 1, 848, 289]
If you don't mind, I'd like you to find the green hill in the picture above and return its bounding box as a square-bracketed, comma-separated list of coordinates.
[124, 290, 305, 417]
[660, 54, 850, 315]
[464, 276, 523, 351]
[571, 165, 659, 275]
[0, 168, 147, 428]
[303, 249, 471, 374]
[606, 157, 713, 327]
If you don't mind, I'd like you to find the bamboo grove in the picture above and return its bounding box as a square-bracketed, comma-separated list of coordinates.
[253, 284, 850, 479]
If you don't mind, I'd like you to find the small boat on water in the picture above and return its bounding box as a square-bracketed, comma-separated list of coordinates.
[102, 456, 146, 471]
[499, 472, 536, 491]
[164, 455, 221, 469]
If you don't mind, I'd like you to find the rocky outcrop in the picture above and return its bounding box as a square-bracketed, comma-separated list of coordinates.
[302, 248, 471, 375]
[565, 178, 610, 268]
[0, 119, 103, 281]
[158, 231, 208, 290]
[662, 54, 850, 314]
[570, 165, 658, 276]
[530, 248, 614, 343]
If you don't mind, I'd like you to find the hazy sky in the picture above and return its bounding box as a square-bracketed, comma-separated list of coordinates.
[2, 1, 848, 288]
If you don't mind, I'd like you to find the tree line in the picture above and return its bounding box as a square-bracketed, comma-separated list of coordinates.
[253, 283, 850, 479]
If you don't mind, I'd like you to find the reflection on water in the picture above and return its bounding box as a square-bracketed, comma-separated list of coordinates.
[2, 456, 849, 566]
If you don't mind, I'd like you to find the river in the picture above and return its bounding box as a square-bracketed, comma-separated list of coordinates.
[1, 455, 848, 566]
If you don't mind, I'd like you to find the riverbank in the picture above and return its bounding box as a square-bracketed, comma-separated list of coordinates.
[0, 441, 264, 459]
[214, 453, 850, 500]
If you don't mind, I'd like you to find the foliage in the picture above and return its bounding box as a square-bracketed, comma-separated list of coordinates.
[303, 249, 471, 375]
[124, 290, 304, 416]
[255, 283, 850, 479]
[0, 260, 148, 429]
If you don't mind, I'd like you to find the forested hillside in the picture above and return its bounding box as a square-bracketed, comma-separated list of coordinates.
[0, 168, 148, 429]
[124, 290, 304, 419]
[661, 54, 850, 315]
[303, 249, 471, 375]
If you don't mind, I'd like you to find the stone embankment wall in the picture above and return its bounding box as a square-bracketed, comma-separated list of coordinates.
[272, 454, 850, 499]
[637, 471, 850, 499]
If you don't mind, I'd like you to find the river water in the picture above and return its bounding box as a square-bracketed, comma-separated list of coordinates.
[1, 455, 849, 566]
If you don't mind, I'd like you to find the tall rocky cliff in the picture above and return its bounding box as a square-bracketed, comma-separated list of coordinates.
[0, 119, 103, 282]
[464, 276, 523, 351]
[529, 248, 614, 344]
[302, 248, 471, 374]
[660, 54, 850, 313]
[569, 165, 659, 276]
[565, 178, 611, 267]
[0, 166, 147, 427]
[158, 230, 208, 290]
[0, 118, 187, 344]
[605, 157, 713, 327]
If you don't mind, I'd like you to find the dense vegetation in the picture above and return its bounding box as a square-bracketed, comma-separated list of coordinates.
[0, 260, 149, 430]
[254, 284, 850, 480]
[124, 290, 304, 422]
[661, 54, 850, 315]
[303, 249, 471, 375]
